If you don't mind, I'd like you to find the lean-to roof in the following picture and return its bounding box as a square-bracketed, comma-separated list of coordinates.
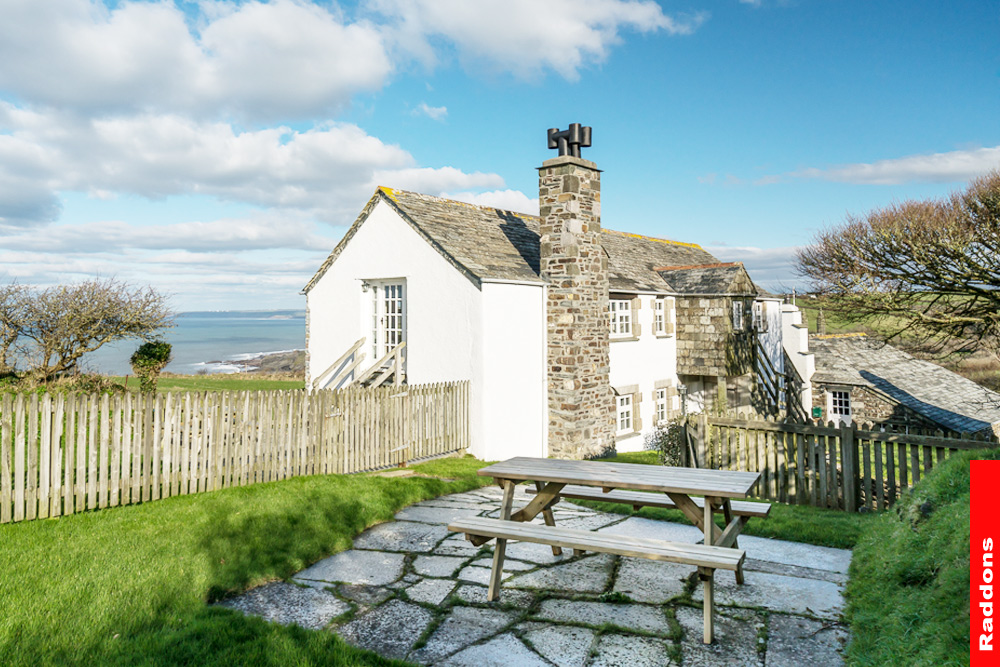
[810, 334, 1000, 434]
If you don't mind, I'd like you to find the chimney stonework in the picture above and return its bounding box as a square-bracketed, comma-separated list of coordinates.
[538, 155, 616, 459]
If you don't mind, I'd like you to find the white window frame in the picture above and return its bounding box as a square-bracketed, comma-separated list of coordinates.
[653, 298, 665, 335]
[830, 390, 851, 424]
[732, 301, 745, 332]
[752, 301, 768, 333]
[655, 388, 668, 425]
[609, 299, 632, 337]
[616, 395, 633, 435]
[369, 281, 406, 360]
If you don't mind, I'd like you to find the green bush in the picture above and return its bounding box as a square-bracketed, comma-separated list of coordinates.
[130, 340, 172, 393]
[845, 448, 997, 666]
[644, 418, 686, 466]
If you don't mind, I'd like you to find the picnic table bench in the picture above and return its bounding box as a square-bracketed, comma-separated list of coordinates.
[446, 457, 767, 644]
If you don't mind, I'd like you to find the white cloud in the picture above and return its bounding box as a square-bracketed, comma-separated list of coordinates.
[413, 102, 448, 120]
[786, 146, 1000, 185]
[370, 0, 707, 80]
[705, 244, 805, 290]
[0, 105, 506, 227]
[0, 0, 392, 121]
[739, 0, 763, 7]
[445, 189, 539, 215]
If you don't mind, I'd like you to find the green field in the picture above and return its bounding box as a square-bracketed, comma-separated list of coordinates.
[114, 374, 305, 392]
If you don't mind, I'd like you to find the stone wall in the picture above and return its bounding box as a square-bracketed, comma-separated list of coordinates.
[538, 155, 616, 459]
[675, 296, 753, 378]
[811, 384, 943, 432]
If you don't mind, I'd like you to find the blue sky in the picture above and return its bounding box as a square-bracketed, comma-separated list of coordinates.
[1, 0, 997, 311]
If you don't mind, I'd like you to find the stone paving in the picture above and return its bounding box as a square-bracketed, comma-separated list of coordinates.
[218, 485, 851, 665]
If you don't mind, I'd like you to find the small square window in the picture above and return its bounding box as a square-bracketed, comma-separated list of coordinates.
[831, 391, 851, 416]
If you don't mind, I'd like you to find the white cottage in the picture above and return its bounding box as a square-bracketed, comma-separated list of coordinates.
[303, 149, 805, 460]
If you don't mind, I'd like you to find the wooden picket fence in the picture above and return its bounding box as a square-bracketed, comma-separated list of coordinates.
[686, 414, 995, 511]
[0, 381, 470, 524]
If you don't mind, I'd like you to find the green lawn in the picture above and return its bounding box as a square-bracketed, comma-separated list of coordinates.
[587, 451, 873, 549]
[1, 448, 878, 665]
[114, 374, 305, 392]
[845, 448, 990, 666]
[0, 456, 490, 666]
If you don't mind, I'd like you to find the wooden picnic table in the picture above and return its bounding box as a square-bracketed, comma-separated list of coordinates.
[451, 456, 764, 643]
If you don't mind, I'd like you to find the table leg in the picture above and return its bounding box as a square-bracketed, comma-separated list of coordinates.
[535, 481, 563, 556]
[699, 567, 715, 644]
[487, 479, 516, 601]
[722, 499, 745, 585]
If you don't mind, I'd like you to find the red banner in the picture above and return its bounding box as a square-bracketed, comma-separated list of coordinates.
[972, 460, 1000, 665]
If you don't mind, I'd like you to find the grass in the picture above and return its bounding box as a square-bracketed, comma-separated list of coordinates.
[114, 374, 305, 393]
[0, 447, 879, 665]
[588, 451, 875, 549]
[0, 456, 490, 666]
[845, 448, 991, 666]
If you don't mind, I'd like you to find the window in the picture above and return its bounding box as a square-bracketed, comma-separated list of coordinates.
[831, 391, 851, 418]
[752, 301, 768, 332]
[655, 388, 668, 424]
[616, 395, 633, 435]
[370, 281, 406, 359]
[653, 299, 665, 335]
[609, 299, 632, 336]
[732, 301, 744, 332]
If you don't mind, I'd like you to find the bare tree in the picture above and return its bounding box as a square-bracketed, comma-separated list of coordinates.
[0, 282, 30, 374]
[797, 170, 1000, 358]
[20, 279, 173, 379]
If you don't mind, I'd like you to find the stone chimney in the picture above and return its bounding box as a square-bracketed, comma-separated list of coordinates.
[538, 124, 615, 459]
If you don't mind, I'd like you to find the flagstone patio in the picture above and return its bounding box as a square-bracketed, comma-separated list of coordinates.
[219, 485, 851, 666]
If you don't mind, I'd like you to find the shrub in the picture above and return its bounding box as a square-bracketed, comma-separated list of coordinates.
[130, 340, 172, 393]
[644, 418, 686, 466]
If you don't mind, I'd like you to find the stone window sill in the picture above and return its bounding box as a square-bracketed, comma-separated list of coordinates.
[654, 333, 675, 339]
[615, 431, 641, 443]
[611, 336, 639, 343]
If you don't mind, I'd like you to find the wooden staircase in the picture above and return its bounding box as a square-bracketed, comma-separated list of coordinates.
[752, 340, 808, 421]
[312, 338, 406, 391]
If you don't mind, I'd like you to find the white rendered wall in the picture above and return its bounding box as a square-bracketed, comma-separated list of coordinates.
[306, 200, 485, 452]
[756, 298, 784, 374]
[780, 303, 814, 409]
[480, 282, 547, 460]
[609, 294, 680, 453]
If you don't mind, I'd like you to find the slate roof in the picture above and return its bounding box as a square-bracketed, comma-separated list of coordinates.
[810, 334, 1000, 434]
[304, 187, 726, 294]
[654, 263, 757, 296]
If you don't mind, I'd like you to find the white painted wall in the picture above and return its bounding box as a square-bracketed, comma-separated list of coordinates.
[756, 298, 784, 374]
[480, 282, 547, 460]
[780, 303, 814, 409]
[609, 294, 680, 453]
[306, 200, 486, 452]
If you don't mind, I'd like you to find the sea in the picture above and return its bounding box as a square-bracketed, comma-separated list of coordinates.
[79, 310, 306, 376]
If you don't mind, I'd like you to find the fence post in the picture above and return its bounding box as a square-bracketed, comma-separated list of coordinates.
[841, 421, 859, 512]
[696, 413, 708, 468]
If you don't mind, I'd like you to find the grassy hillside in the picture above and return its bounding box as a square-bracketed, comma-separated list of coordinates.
[845, 448, 993, 666]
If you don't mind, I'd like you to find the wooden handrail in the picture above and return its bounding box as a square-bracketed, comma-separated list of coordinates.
[354, 341, 406, 386]
[313, 337, 365, 390]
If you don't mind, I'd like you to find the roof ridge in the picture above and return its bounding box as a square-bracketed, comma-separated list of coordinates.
[654, 261, 741, 271]
[380, 186, 705, 249]
[813, 333, 868, 340]
[601, 229, 703, 250]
